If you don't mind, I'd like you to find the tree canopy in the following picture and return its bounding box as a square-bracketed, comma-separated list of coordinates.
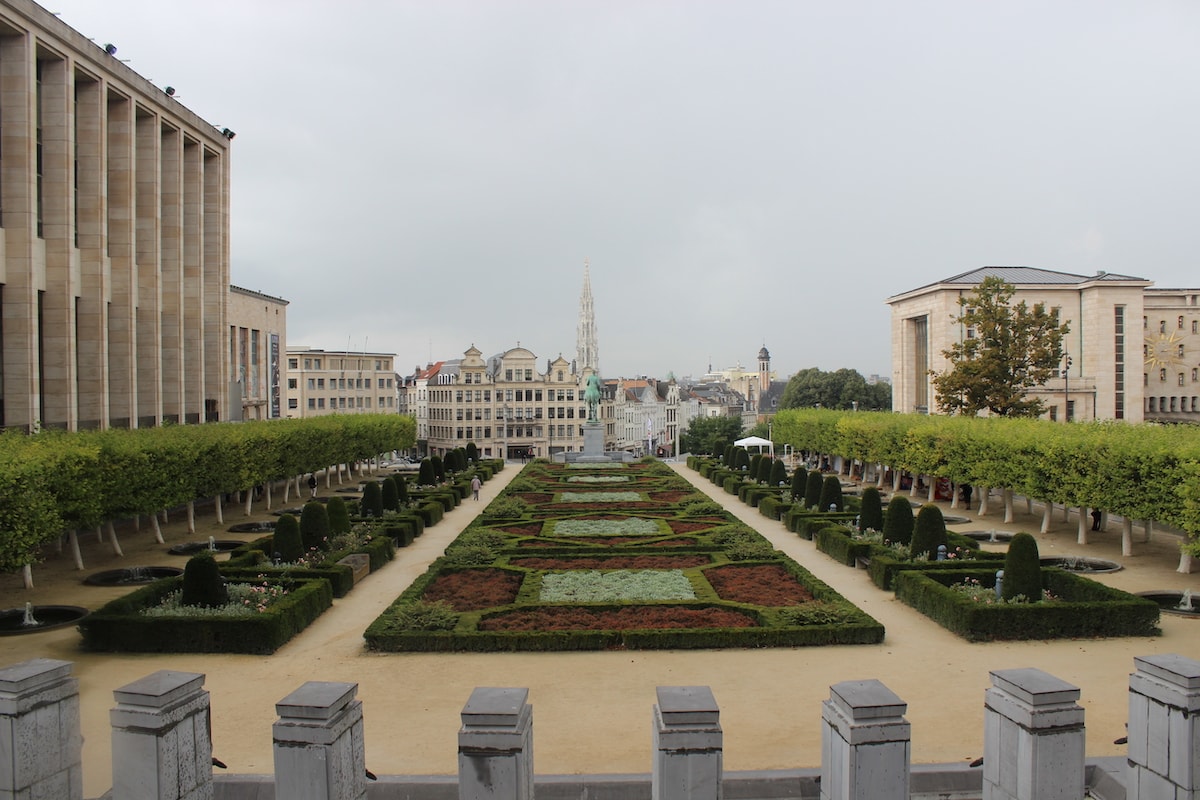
[931, 276, 1070, 417]
[679, 415, 744, 455]
[779, 367, 891, 411]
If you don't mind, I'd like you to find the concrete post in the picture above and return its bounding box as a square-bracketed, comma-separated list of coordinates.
[653, 686, 723, 800]
[110, 669, 211, 800]
[820, 679, 909, 800]
[1127, 653, 1200, 800]
[273, 681, 365, 800]
[983, 668, 1084, 800]
[458, 687, 533, 800]
[0, 658, 82, 800]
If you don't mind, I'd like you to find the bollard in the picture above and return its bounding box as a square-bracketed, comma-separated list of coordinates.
[653, 686, 723, 800]
[273, 681, 365, 800]
[820, 679, 909, 800]
[1127, 653, 1200, 799]
[983, 668, 1083, 800]
[0, 658, 82, 800]
[458, 687, 533, 800]
[110, 669, 211, 800]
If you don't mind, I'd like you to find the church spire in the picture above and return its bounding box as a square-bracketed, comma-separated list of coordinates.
[576, 259, 600, 375]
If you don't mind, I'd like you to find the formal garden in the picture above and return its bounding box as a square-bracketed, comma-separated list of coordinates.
[364, 459, 883, 651]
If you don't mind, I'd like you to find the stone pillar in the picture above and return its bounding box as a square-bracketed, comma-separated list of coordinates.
[983, 668, 1084, 800]
[0, 658, 81, 800]
[653, 686, 722, 800]
[1127, 653, 1200, 800]
[110, 669, 211, 800]
[273, 681, 365, 800]
[458, 687, 533, 800]
[820, 680, 909, 800]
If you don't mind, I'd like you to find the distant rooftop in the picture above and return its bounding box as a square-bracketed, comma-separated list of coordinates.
[890, 266, 1150, 301]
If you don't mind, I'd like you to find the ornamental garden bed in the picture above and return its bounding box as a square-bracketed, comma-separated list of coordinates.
[365, 460, 883, 652]
[892, 567, 1160, 642]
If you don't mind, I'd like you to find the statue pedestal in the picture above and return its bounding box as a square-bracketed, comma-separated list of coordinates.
[582, 422, 605, 458]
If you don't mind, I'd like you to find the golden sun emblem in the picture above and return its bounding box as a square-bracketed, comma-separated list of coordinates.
[1145, 330, 1185, 368]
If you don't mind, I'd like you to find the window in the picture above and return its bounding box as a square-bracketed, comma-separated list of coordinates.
[304, 358, 312, 369]
[306, 398, 314, 409]
[317, 378, 324, 389]
[365, 379, 371, 389]
[1160, 320, 1167, 333]
[288, 378, 297, 389]
[317, 398, 325, 409]
[1161, 368, 1167, 381]
[1180, 345, 1187, 359]
[1180, 316, 1185, 329]
[307, 378, 315, 389]
[525, 369, 532, 381]
[314, 359, 322, 369]
[505, 369, 513, 381]
[1193, 368, 1198, 382]
[1194, 321, 1199, 334]
[1180, 373, 1186, 387]
[557, 371, 564, 381]
[290, 398, 299, 409]
[288, 358, 298, 369]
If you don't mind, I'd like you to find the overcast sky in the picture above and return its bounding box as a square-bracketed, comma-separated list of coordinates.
[50, 1, 1200, 381]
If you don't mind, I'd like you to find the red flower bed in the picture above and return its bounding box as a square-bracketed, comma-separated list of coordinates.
[570, 537, 697, 547]
[648, 491, 692, 502]
[498, 523, 543, 536]
[706, 564, 815, 606]
[479, 605, 758, 631]
[510, 555, 710, 570]
[422, 569, 523, 611]
[666, 520, 720, 534]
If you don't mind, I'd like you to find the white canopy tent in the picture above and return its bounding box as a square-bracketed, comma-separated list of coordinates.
[734, 435, 774, 457]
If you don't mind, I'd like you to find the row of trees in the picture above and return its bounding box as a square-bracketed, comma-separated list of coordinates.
[770, 408, 1200, 557]
[0, 414, 415, 578]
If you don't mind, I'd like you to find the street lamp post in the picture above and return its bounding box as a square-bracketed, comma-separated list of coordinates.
[1061, 350, 1073, 422]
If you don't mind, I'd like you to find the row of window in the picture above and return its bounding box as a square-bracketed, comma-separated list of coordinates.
[288, 357, 391, 371]
[430, 426, 585, 440]
[1147, 369, 1199, 384]
[286, 396, 395, 410]
[1147, 317, 1200, 333]
[1147, 397, 1200, 413]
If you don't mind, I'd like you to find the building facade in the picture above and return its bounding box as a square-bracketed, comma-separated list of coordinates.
[285, 347, 397, 418]
[227, 287, 287, 421]
[0, 0, 234, 431]
[889, 266, 1200, 424]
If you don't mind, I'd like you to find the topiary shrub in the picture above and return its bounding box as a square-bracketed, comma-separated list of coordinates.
[804, 471, 824, 509]
[791, 468, 808, 498]
[273, 514, 304, 562]
[769, 459, 787, 487]
[300, 501, 331, 551]
[910, 504, 947, 560]
[361, 481, 384, 517]
[883, 495, 914, 545]
[381, 477, 399, 511]
[734, 448, 750, 471]
[749, 454, 764, 482]
[859, 486, 884, 532]
[466, 442, 478, 463]
[326, 496, 350, 535]
[819, 475, 843, 512]
[418, 458, 436, 486]
[431, 454, 446, 482]
[395, 474, 409, 504]
[180, 553, 227, 608]
[1002, 532, 1043, 601]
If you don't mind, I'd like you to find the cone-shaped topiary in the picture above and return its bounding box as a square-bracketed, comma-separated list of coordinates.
[804, 471, 824, 509]
[819, 474, 843, 512]
[325, 496, 350, 535]
[791, 468, 808, 498]
[381, 477, 399, 511]
[859, 486, 884, 532]
[431, 454, 445, 482]
[769, 459, 787, 487]
[361, 481, 384, 518]
[883, 495, 915, 545]
[300, 500, 331, 551]
[735, 448, 750, 471]
[395, 474, 409, 504]
[1002, 532, 1043, 602]
[273, 513, 304, 562]
[466, 442, 478, 463]
[724, 444, 735, 465]
[749, 454, 763, 482]
[418, 458, 436, 486]
[910, 504, 947, 560]
[180, 553, 227, 608]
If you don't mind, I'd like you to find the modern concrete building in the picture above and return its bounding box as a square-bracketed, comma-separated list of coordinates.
[1143, 287, 1200, 423]
[227, 286, 287, 421]
[285, 347, 397, 418]
[0, 0, 235, 431]
[888, 267, 1166, 422]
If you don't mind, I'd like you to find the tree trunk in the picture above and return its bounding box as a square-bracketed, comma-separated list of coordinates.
[876, 465, 886, 489]
[22, 564, 33, 589]
[1077, 509, 1089, 545]
[950, 483, 958, 509]
[161, 508, 169, 525]
[215, 495, 224, 525]
[187, 501, 196, 534]
[107, 520, 124, 557]
[1178, 551, 1195, 574]
[1026, 497, 1034, 515]
[266, 480, 274, 510]
[1003, 489, 1014, 523]
[243, 490, 253, 517]
[978, 487, 990, 516]
[1122, 518, 1134, 557]
[151, 513, 164, 544]
[927, 480, 935, 503]
[1142, 519, 1153, 543]
[1040, 503, 1053, 534]
[68, 530, 84, 570]
[892, 468, 901, 493]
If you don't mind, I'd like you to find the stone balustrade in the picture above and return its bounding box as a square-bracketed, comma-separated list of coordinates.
[2, 654, 1197, 800]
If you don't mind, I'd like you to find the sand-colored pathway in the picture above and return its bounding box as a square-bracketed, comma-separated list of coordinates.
[2, 462, 1198, 799]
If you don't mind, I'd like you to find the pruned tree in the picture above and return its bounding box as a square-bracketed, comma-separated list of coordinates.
[931, 276, 1070, 417]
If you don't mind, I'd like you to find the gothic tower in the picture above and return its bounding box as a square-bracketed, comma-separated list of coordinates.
[758, 346, 771, 394]
[576, 260, 600, 375]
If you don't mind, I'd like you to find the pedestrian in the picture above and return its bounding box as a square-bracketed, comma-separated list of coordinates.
[960, 483, 973, 507]
[471, 475, 482, 501]
[308, 473, 317, 498]
[1091, 508, 1102, 531]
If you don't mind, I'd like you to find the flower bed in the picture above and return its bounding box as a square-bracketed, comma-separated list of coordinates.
[366, 460, 883, 651]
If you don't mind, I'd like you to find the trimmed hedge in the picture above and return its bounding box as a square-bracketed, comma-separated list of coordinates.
[893, 567, 1160, 641]
[815, 525, 874, 567]
[866, 532, 994, 590]
[78, 576, 334, 654]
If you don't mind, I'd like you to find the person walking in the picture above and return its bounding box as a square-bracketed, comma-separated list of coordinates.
[308, 474, 318, 499]
[471, 475, 482, 501]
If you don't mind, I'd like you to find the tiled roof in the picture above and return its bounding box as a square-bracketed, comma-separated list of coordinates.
[891, 266, 1150, 300]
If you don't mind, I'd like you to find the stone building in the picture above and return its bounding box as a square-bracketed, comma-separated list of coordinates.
[285, 347, 397, 418]
[886, 266, 1200, 423]
[226, 286, 287, 421]
[0, 0, 236, 431]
